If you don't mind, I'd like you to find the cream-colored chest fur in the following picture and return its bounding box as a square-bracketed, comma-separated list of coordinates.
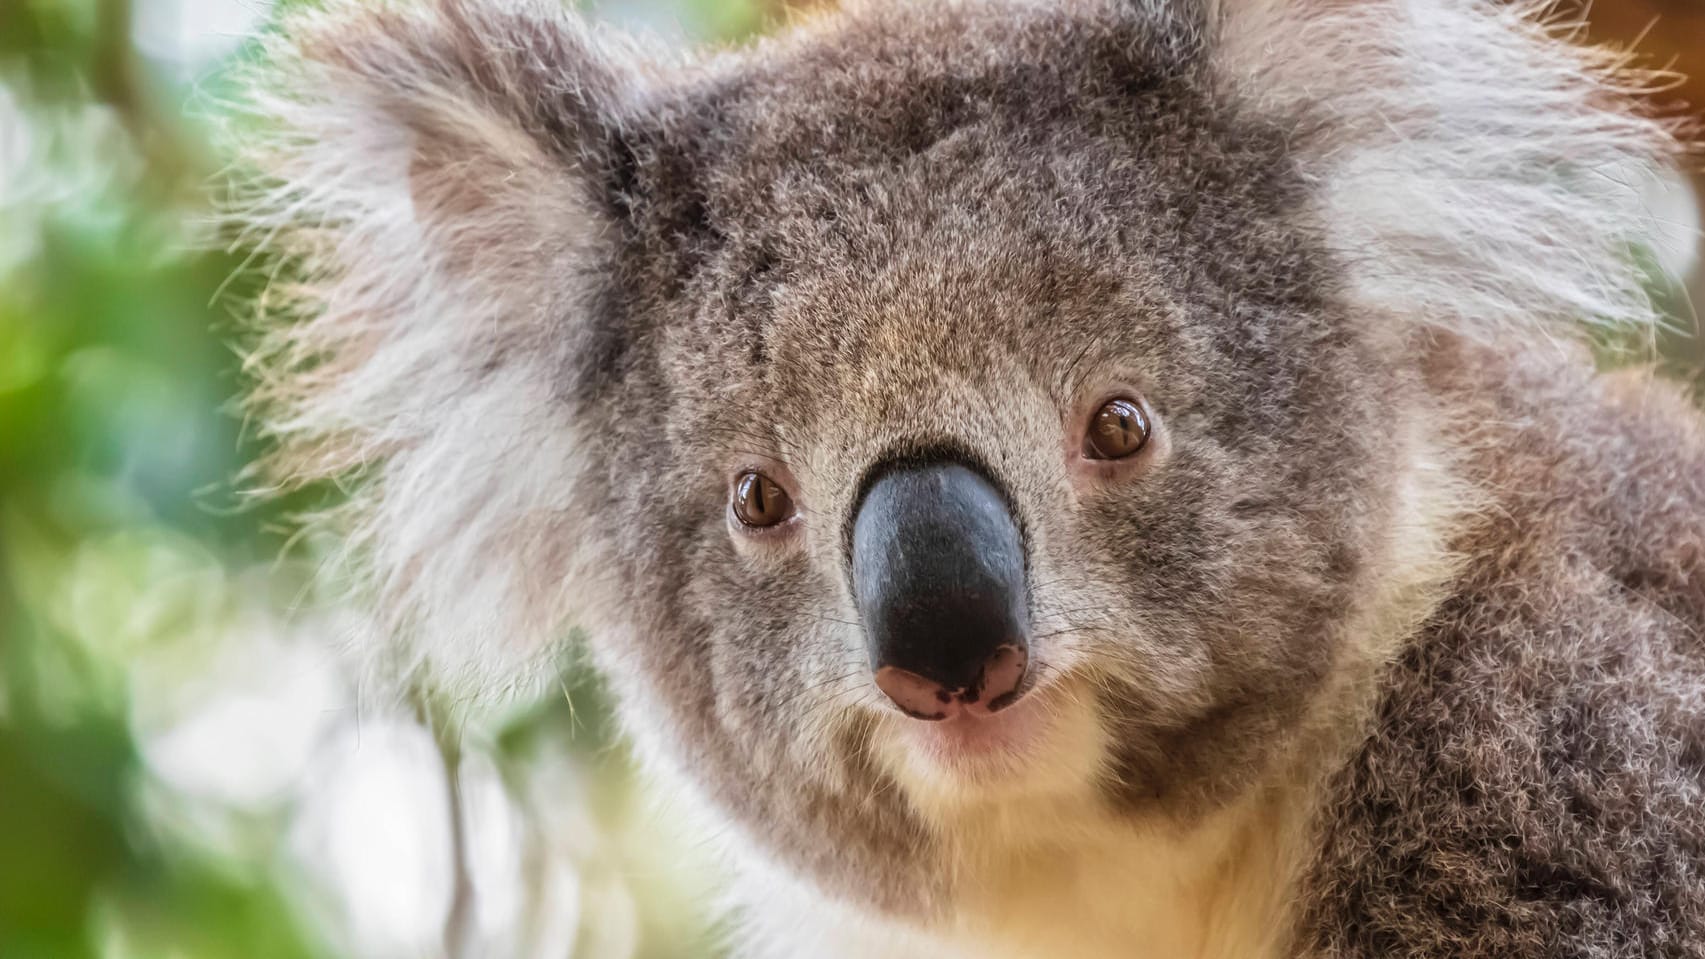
[736, 781, 1311, 959]
[954, 791, 1295, 955]
[944, 787, 1308, 959]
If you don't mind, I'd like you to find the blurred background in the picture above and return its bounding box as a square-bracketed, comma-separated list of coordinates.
[0, 1, 1699, 957]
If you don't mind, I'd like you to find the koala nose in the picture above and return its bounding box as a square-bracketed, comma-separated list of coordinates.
[850, 460, 1030, 720]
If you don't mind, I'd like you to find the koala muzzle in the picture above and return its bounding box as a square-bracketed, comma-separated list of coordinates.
[851, 461, 1030, 721]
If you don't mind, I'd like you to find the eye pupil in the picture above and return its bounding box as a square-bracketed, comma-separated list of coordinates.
[1085, 398, 1150, 460]
[734, 471, 794, 528]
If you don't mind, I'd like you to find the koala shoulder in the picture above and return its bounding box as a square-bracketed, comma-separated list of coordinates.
[1296, 336, 1705, 958]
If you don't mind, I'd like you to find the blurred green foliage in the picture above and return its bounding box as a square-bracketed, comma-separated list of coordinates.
[0, 11, 287, 950]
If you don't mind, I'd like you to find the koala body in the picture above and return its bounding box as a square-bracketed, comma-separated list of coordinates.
[233, 0, 1705, 955]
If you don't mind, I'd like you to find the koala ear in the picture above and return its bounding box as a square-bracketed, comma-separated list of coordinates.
[1203, 0, 1679, 340]
[229, 0, 654, 702]
[243, 0, 644, 292]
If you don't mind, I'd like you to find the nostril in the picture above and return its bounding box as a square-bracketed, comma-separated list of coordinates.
[974, 644, 1028, 713]
[874, 666, 955, 721]
[873, 644, 1029, 720]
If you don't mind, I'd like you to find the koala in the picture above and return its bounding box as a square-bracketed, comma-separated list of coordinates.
[230, 0, 1705, 955]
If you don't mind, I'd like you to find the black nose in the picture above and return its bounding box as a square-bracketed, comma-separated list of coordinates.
[850, 460, 1029, 720]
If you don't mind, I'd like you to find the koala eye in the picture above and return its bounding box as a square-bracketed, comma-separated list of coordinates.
[1083, 397, 1151, 460]
[732, 471, 795, 528]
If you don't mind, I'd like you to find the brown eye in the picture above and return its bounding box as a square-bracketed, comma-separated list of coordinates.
[1084, 397, 1150, 460]
[733, 472, 794, 528]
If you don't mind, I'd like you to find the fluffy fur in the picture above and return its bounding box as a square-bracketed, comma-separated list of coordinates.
[1213, 0, 1672, 335]
[1298, 345, 1705, 959]
[225, 0, 1703, 954]
[227, 0, 662, 697]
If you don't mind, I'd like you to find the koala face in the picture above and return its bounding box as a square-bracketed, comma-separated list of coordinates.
[244, 0, 1669, 921]
[567, 3, 1408, 908]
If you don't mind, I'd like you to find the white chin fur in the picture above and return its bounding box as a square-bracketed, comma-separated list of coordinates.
[870, 673, 1110, 817]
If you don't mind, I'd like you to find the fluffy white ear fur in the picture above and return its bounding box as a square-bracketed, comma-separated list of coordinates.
[227, 0, 652, 704]
[1212, 0, 1682, 339]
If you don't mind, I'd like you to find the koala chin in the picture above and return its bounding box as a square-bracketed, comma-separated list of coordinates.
[231, 0, 1705, 955]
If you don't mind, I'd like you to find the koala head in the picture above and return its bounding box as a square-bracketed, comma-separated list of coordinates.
[235, 0, 1672, 916]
